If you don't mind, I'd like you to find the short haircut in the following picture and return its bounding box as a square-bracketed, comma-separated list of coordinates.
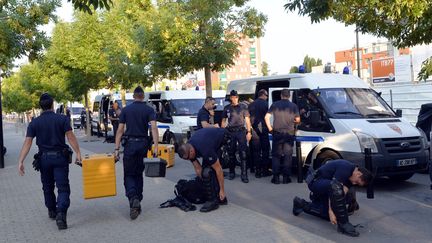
[177, 144, 189, 159]
[281, 89, 290, 98]
[39, 93, 54, 111]
[133, 86, 144, 98]
[205, 97, 215, 104]
[258, 89, 268, 97]
[358, 167, 373, 185]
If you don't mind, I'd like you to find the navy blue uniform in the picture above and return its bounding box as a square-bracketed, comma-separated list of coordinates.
[109, 108, 121, 138]
[248, 98, 270, 172]
[196, 106, 212, 130]
[189, 128, 227, 167]
[26, 111, 72, 213]
[119, 101, 156, 202]
[268, 100, 299, 177]
[307, 160, 356, 218]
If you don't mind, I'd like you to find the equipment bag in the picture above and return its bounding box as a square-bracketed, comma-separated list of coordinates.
[175, 178, 206, 204]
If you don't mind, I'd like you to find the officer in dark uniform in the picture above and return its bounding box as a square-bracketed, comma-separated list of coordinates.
[109, 101, 121, 138]
[222, 90, 252, 183]
[17, 93, 82, 230]
[265, 89, 300, 184]
[178, 128, 229, 212]
[114, 86, 159, 220]
[293, 160, 373, 237]
[197, 97, 219, 130]
[248, 89, 271, 178]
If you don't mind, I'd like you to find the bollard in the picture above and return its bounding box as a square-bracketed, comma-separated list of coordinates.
[364, 148, 374, 199]
[296, 139, 303, 183]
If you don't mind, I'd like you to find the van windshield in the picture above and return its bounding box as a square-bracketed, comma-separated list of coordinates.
[170, 99, 204, 116]
[318, 88, 395, 118]
[71, 107, 84, 114]
[115, 99, 134, 109]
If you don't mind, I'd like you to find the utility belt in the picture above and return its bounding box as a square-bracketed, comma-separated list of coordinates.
[273, 129, 295, 135]
[33, 147, 73, 171]
[305, 169, 321, 185]
[121, 135, 149, 147]
[226, 126, 245, 133]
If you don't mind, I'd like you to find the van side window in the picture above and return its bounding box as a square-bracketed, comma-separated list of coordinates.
[295, 89, 332, 132]
[93, 102, 100, 113]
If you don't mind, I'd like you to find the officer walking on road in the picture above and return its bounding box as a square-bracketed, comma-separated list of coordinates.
[292, 159, 373, 237]
[109, 101, 121, 139]
[197, 97, 219, 130]
[222, 90, 252, 183]
[178, 128, 229, 212]
[248, 89, 271, 178]
[265, 89, 300, 184]
[114, 86, 159, 220]
[17, 93, 82, 230]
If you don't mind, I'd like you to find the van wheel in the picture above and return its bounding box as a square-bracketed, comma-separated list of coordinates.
[166, 133, 178, 152]
[389, 173, 414, 182]
[315, 150, 341, 169]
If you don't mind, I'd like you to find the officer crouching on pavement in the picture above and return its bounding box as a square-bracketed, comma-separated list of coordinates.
[114, 86, 159, 220]
[178, 128, 228, 212]
[293, 160, 373, 237]
[265, 89, 300, 184]
[17, 93, 82, 230]
[222, 90, 252, 183]
[197, 97, 219, 129]
[248, 89, 271, 178]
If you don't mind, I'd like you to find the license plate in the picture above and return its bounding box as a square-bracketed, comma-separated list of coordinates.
[397, 158, 417, 167]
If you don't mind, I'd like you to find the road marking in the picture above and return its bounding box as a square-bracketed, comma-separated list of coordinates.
[390, 194, 432, 209]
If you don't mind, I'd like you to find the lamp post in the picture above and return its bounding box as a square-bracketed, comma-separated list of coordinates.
[0, 68, 4, 168]
[355, 28, 361, 78]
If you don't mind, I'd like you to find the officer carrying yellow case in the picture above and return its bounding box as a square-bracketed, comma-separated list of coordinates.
[82, 153, 117, 199]
[147, 144, 175, 168]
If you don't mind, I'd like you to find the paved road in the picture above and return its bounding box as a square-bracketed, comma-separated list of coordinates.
[2, 122, 432, 242]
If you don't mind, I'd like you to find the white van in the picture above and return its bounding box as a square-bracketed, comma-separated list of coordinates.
[69, 102, 85, 128]
[227, 73, 429, 181]
[91, 93, 134, 136]
[145, 90, 226, 149]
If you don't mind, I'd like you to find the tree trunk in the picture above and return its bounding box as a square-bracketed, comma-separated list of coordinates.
[85, 92, 91, 142]
[204, 66, 212, 97]
[121, 89, 126, 107]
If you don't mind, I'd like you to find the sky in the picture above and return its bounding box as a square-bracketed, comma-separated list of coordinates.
[39, 0, 402, 75]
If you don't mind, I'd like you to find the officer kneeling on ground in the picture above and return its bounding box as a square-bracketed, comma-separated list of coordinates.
[178, 128, 229, 213]
[115, 86, 159, 220]
[292, 159, 373, 237]
[17, 93, 82, 230]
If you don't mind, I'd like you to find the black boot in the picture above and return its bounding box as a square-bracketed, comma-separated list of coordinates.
[228, 168, 236, 180]
[130, 198, 141, 220]
[48, 209, 57, 220]
[240, 159, 249, 183]
[346, 187, 359, 216]
[255, 167, 262, 178]
[200, 167, 220, 213]
[56, 212, 67, 230]
[282, 175, 292, 184]
[292, 197, 309, 216]
[271, 175, 280, 184]
[329, 180, 359, 237]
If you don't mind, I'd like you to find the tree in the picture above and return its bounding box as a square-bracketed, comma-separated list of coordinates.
[2, 74, 34, 113]
[289, 66, 299, 73]
[262, 61, 270, 76]
[285, 0, 432, 80]
[303, 55, 322, 73]
[0, 0, 59, 72]
[157, 0, 268, 97]
[69, 0, 112, 14]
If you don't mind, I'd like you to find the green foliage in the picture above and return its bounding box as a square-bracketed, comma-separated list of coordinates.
[303, 55, 322, 73]
[0, 0, 60, 71]
[285, 0, 432, 80]
[262, 61, 269, 76]
[69, 0, 112, 14]
[2, 74, 33, 113]
[289, 66, 298, 73]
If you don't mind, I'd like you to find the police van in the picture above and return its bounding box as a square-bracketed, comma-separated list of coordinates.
[91, 92, 134, 136]
[145, 90, 226, 149]
[227, 73, 429, 181]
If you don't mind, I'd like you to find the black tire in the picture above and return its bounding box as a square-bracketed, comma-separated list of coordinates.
[314, 150, 341, 169]
[389, 173, 414, 182]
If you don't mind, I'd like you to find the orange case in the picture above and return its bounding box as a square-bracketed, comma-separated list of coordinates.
[82, 154, 117, 199]
[147, 144, 175, 168]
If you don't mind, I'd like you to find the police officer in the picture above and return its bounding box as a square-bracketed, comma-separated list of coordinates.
[248, 89, 271, 178]
[114, 86, 159, 220]
[265, 89, 300, 184]
[293, 160, 373, 237]
[197, 97, 219, 130]
[17, 93, 82, 230]
[109, 101, 121, 138]
[222, 90, 252, 183]
[178, 128, 229, 212]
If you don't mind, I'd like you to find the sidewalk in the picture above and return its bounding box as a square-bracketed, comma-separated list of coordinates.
[0, 145, 331, 243]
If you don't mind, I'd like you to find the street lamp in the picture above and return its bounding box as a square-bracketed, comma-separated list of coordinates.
[355, 27, 361, 78]
[0, 68, 5, 168]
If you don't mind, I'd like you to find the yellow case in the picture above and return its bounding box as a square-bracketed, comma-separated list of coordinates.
[147, 144, 175, 168]
[82, 154, 117, 199]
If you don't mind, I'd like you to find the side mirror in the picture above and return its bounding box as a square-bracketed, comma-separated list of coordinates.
[309, 110, 321, 127]
[396, 109, 402, 117]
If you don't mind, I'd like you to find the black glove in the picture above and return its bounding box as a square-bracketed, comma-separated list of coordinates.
[32, 153, 41, 171]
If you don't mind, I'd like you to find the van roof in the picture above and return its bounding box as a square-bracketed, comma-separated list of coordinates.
[145, 90, 226, 100]
[226, 73, 370, 95]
